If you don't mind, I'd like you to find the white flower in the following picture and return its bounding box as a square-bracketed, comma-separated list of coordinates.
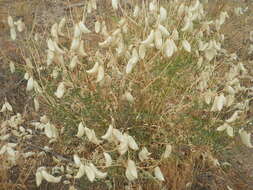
[139, 44, 146, 59]
[95, 21, 101, 33]
[118, 135, 129, 155]
[149, 1, 157, 12]
[133, 5, 140, 17]
[154, 167, 165, 181]
[86, 62, 99, 74]
[47, 50, 54, 66]
[164, 39, 177, 57]
[84, 127, 101, 145]
[138, 147, 151, 161]
[9, 61, 15, 73]
[181, 18, 193, 32]
[51, 23, 58, 41]
[182, 40, 191, 52]
[158, 25, 170, 37]
[211, 94, 226, 111]
[226, 111, 240, 123]
[127, 135, 139, 151]
[112, 0, 118, 10]
[7, 16, 14, 27]
[125, 160, 138, 181]
[159, 7, 167, 22]
[99, 36, 113, 47]
[70, 38, 80, 51]
[96, 65, 105, 83]
[26, 77, 34, 91]
[76, 122, 85, 138]
[216, 123, 233, 137]
[44, 123, 58, 139]
[58, 17, 66, 36]
[84, 164, 96, 182]
[155, 29, 163, 50]
[73, 154, 82, 167]
[79, 22, 91, 34]
[89, 163, 107, 179]
[47, 38, 55, 51]
[75, 164, 86, 179]
[41, 170, 62, 183]
[36, 167, 45, 187]
[126, 48, 139, 74]
[226, 126, 234, 137]
[1, 100, 13, 112]
[101, 124, 113, 140]
[171, 29, 179, 41]
[69, 56, 78, 70]
[141, 30, 155, 46]
[103, 152, 112, 167]
[55, 82, 65, 99]
[163, 144, 172, 158]
[34, 97, 40, 112]
[78, 40, 87, 57]
[122, 91, 134, 103]
[53, 41, 65, 54]
[239, 129, 253, 148]
[203, 90, 213, 105]
[10, 27, 16, 40]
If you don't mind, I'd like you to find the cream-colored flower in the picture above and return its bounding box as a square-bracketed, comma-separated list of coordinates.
[103, 152, 112, 167]
[138, 147, 151, 161]
[154, 167, 165, 181]
[125, 159, 138, 181]
[55, 82, 65, 99]
[182, 40, 191, 52]
[76, 122, 85, 138]
[239, 129, 253, 148]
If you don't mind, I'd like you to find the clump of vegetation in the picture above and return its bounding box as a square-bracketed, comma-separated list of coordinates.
[1, 0, 252, 189]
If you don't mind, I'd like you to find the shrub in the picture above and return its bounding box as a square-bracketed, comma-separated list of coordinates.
[1, 0, 252, 189]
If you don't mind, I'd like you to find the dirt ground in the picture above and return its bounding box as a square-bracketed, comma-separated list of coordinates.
[0, 0, 253, 189]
